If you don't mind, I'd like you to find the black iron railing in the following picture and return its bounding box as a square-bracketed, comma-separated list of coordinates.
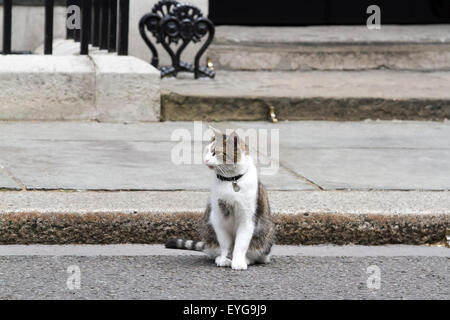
[1, 0, 129, 55]
[139, 0, 215, 79]
[2, 0, 12, 54]
[45, 0, 54, 54]
[66, 0, 129, 55]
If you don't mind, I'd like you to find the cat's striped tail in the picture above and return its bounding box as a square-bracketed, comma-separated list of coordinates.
[165, 238, 205, 251]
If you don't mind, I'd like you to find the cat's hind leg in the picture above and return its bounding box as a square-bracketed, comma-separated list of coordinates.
[245, 256, 256, 266]
[246, 250, 271, 265]
[204, 247, 220, 260]
[257, 254, 271, 264]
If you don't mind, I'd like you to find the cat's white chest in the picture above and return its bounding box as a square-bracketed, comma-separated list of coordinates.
[210, 175, 258, 221]
[208, 159, 259, 237]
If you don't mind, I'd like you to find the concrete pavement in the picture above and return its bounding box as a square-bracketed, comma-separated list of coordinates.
[0, 120, 449, 245]
[1, 120, 450, 190]
[2, 190, 450, 215]
[0, 244, 448, 300]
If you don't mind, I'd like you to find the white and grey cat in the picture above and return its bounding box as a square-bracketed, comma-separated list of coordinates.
[166, 127, 275, 270]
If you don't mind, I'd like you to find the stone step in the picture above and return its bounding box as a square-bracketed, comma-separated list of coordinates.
[0, 191, 448, 245]
[161, 70, 450, 121]
[0, 55, 160, 122]
[207, 25, 450, 71]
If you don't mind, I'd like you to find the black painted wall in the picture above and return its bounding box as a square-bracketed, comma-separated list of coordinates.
[0, 0, 66, 5]
[209, 0, 450, 25]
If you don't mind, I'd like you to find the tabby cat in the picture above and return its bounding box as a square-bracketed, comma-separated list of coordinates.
[166, 127, 275, 270]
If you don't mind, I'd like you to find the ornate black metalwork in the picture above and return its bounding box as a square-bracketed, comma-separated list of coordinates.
[139, 0, 215, 79]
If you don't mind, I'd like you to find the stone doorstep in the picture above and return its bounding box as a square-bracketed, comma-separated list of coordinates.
[0, 55, 160, 122]
[212, 25, 450, 46]
[208, 25, 450, 71]
[208, 44, 450, 71]
[0, 191, 448, 245]
[161, 70, 450, 121]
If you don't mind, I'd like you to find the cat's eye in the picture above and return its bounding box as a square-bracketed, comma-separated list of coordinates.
[212, 150, 216, 156]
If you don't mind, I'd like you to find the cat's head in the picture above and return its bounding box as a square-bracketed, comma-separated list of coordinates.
[204, 126, 249, 173]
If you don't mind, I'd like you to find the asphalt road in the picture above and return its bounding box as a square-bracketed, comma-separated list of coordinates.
[0, 245, 448, 300]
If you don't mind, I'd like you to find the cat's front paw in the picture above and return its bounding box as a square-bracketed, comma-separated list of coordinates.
[215, 256, 232, 267]
[231, 258, 248, 270]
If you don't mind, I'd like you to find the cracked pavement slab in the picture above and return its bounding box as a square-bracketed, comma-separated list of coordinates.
[0, 120, 449, 191]
[0, 166, 21, 190]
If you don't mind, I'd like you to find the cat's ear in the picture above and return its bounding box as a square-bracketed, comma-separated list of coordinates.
[208, 125, 222, 136]
[225, 131, 242, 163]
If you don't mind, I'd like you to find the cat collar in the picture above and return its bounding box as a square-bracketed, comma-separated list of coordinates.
[216, 173, 245, 182]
